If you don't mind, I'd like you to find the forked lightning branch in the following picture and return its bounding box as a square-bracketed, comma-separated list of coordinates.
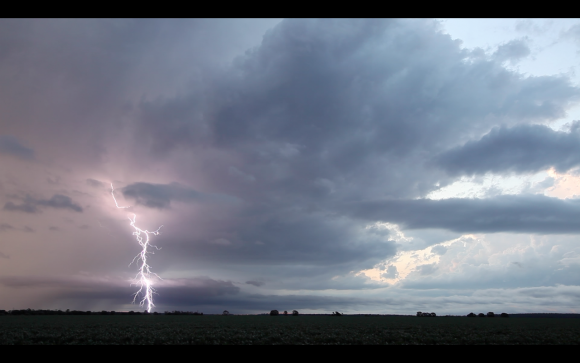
[111, 183, 163, 312]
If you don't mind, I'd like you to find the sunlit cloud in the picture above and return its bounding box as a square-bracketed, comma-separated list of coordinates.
[545, 167, 580, 199]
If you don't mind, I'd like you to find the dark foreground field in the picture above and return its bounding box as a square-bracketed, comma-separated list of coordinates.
[1, 315, 580, 344]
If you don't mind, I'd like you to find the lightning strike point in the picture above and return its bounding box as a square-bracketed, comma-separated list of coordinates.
[111, 183, 163, 313]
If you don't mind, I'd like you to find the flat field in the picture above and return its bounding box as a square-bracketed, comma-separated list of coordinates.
[1, 315, 580, 344]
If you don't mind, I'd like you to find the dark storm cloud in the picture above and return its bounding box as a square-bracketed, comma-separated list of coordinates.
[435, 124, 580, 176]
[492, 39, 531, 64]
[0, 135, 34, 160]
[137, 18, 580, 207]
[122, 182, 239, 209]
[163, 209, 397, 275]
[3, 194, 83, 213]
[131, 18, 580, 278]
[349, 194, 580, 234]
[141, 19, 578, 160]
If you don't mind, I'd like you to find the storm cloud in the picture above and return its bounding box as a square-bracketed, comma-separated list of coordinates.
[3, 194, 83, 213]
[2, 19, 580, 313]
[131, 19, 580, 271]
[349, 194, 580, 234]
[436, 124, 580, 176]
[121, 182, 239, 209]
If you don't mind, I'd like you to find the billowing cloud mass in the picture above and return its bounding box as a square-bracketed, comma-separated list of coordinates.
[1, 19, 580, 314]
[436, 124, 580, 175]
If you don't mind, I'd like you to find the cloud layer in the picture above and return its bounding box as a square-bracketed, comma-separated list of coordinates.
[349, 194, 580, 234]
[3, 194, 83, 213]
[0, 135, 34, 160]
[436, 124, 580, 175]
[2, 19, 580, 313]
[122, 182, 239, 209]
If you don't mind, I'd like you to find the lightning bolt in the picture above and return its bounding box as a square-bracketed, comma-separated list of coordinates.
[111, 183, 163, 313]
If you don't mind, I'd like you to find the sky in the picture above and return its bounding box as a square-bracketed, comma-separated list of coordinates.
[2, 18, 580, 314]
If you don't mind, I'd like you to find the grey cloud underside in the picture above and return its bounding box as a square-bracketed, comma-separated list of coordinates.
[121, 182, 239, 209]
[436, 124, 580, 176]
[3, 194, 83, 213]
[349, 194, 580, 234]
[0, 135, 34, 160]
[161, 208, 397, 273]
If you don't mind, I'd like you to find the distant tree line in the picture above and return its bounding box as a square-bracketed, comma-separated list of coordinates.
[269, 310, 299, 316]
[164, 311, 204, 315]
[467, 312, 509, 317]
[416, 312, 437, 317]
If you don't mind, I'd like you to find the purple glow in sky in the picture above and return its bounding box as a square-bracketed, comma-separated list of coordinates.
[2, 19, 580, 314]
